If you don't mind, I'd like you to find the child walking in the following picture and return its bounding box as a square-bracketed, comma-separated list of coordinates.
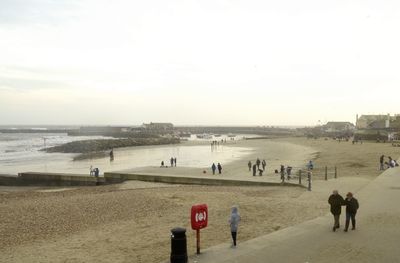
[229, 206, 241, 248]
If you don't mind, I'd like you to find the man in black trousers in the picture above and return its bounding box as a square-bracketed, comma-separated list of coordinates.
[344, 192, 359, 232]
[328, 190, 344, 232]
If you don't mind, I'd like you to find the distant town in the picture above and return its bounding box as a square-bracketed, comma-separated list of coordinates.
[304, 114, 400, 141]
[1, 114, 399, 142]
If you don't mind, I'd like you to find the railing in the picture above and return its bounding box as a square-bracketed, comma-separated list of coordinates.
[278, 166, 338, 191]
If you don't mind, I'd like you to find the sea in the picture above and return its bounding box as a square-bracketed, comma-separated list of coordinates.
[0, 126, 254, 175]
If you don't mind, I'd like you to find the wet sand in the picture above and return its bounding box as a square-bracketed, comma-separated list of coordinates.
[119, 139, 317, 180]
[0, 137, 398, 263]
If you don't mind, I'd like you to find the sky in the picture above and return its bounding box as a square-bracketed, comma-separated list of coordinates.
[0, 0, 399, 126]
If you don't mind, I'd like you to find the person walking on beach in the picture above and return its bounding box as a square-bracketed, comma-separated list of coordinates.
[229, 206, 241, 248]
[262, 159, 266, 171]
[217, 163, 222, 174]
[344, 192, 359, 232]
[211, 163, 217, 175]
[174, 157, 177, 167]
[328, 190, 344, 232]
[256, 158, 261, 169]
[389, 156, 395, 168]
[307, 160, 314, 170]
[170, 157, 174, 167]
[110, 149, 114, 161]
[248, 161, 252, 171]
[92, 167, 99, 177]
[252, 164, 257, 176]
[280, 165, 285, 181]
[380, 155, 385, 170]
[286, 166, 292, 180]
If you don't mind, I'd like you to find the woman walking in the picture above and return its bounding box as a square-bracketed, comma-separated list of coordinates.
[229, 206, 241, 248]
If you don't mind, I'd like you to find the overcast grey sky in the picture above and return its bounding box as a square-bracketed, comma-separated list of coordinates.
[0, 0, 399, 126]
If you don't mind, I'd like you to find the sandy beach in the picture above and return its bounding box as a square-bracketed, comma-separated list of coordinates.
[0, 137, 399, 263]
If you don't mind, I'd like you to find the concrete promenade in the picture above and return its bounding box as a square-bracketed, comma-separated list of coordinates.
[192, 167, 400, 263]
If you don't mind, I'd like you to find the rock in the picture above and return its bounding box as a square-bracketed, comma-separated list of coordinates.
[45, 137, 181, 154]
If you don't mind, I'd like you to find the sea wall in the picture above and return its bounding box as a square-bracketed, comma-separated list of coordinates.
[0, 173, 105, 186]
[104, 172, 305, 187]
[0, 174, 19, 186]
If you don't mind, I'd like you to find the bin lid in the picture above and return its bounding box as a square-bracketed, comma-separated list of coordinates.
[171, 227, 186, 237]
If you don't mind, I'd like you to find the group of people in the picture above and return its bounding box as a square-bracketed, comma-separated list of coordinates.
[229, 189, 360, 248]
[248, 158, 267, 176]
[160, 157, 177, 168]
[379, 155, 399, 170]
[211, 140, 226, 146]
[211, 163, 223, 174]
[230, 191, 358, 247]
[247, 158, 298, 180]
[274, 165, 293, 181]
[328, 190, 359, 232]
[89, 166, 100, 177]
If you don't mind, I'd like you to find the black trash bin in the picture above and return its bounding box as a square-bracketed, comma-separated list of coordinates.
[170, 227, 187, 263]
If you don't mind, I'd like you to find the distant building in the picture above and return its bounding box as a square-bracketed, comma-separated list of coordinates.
[323, 122, 355, 133]
[79, 126, 126, 133]
[142, 122, 174, 133]
[356, 114, 400, 129]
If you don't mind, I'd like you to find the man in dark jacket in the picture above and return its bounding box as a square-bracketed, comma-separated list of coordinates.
[379, 155, 385, 170]
[328, 190, 344, 232]
[252, 164, 257, 176]
[344, 192, 359, 232]
[211, 163, 217, 175]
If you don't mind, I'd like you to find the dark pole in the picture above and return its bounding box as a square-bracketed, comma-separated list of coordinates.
[325, 166, 328, 180]
[299, 170, 302, 185]
[308, 172, 312, 191]
[334, 166, 337, 179]
[196, 229, 200, 254]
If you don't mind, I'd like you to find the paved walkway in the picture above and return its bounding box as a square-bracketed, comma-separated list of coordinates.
[192, 167, 400, 263]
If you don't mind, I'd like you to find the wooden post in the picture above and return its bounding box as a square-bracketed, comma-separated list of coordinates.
[308, 172, 312, 191]
[325, 166, 328, 180]
[196, 229, 200, 254]
[299, 170, 302, 185]
[334, 166, 337, 179]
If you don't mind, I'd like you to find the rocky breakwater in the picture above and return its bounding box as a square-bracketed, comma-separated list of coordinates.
[45, 137, 180, 161]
